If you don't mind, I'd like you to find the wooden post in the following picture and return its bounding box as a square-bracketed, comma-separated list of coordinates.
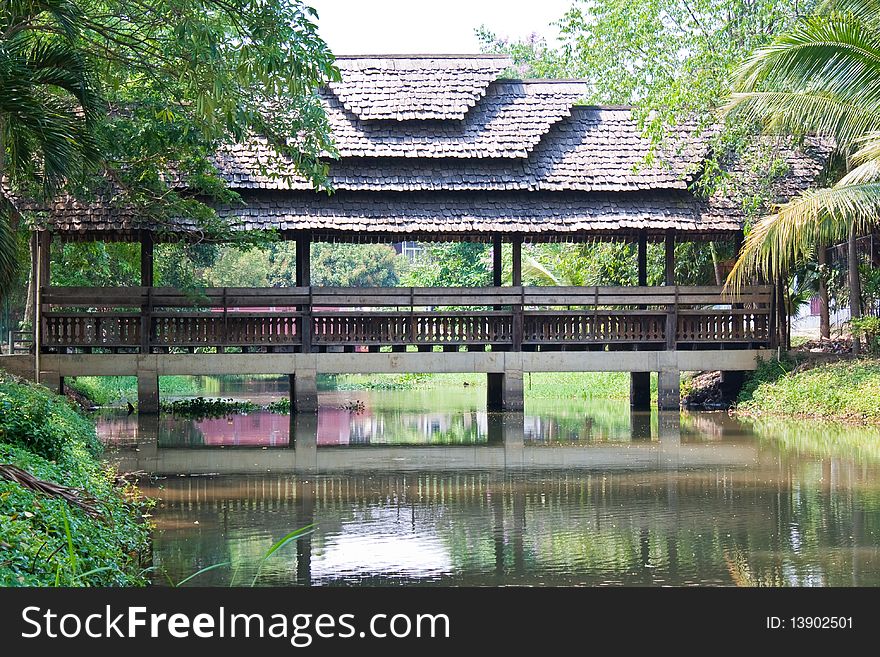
[664, 231, 676, 350]
[140, 231, 154, 287]
[637, 230, 647, 287]
[34, 232, 50, 381]
[140, 232, 154, 354]
[296, 233, 312, 353]
[492, 234, 502, 287]
[511, 235, 523, 351]
[296, 232, 311, 287]
[664, 230, 675, 286]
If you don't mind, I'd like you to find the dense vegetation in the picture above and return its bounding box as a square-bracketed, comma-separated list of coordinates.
[737, 357, 880, 422]
[0, 373, 150, 585]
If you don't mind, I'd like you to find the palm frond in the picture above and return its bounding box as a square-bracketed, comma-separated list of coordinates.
[521, 255, 562, 286]
[724, 90, 880, 147]
[727, 182, 880, 289]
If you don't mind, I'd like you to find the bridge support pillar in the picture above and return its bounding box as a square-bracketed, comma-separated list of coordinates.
[137, 369, 159, 413]
[657, 369, 680, 411]
[290, 370, 318, 413]
[630, 371, 651, 411]
[40, 371, 64, 395]
[719, 370, 746, 400]
[487, 370, 523, 411]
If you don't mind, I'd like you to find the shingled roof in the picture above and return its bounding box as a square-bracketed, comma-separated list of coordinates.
[329, 55, 511, 121]
[43, 54, 829, 241]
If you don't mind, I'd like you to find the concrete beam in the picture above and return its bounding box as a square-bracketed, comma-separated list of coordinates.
[23, 349, 771, 377]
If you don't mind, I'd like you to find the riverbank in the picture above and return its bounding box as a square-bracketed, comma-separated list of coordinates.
[0, 373, 151, 586]
[735, 356, 880, 424]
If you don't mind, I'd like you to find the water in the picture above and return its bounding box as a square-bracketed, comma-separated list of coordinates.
[96, 377, 880, 587]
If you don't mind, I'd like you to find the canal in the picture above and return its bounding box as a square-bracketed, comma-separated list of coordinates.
[95, 376, 880, 587]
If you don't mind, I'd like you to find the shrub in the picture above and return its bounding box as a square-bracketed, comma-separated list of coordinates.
[0, 376, 101, 460]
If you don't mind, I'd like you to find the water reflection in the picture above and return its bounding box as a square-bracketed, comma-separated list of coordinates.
[95, 384, 880, 588]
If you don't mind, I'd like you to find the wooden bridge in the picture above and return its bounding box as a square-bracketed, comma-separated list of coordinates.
[39, 284, 773, 353]
[5, 56, 818, 414]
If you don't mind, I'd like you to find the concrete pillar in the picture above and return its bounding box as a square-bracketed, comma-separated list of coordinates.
[487, 370, 523, 411]
[657, 369, 680, 411]
[290, 370, 318, 413]
[719, 370, 746, 400]
[40, 371, 64, 395]
[137, 369, 160, 413]
[630, 371, 650, 410]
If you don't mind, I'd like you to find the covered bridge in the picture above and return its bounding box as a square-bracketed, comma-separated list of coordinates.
[19, 55, 827, 412]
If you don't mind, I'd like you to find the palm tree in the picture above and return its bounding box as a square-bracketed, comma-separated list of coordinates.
[724, 0, 880, 353]
[0, 0, 102, 300]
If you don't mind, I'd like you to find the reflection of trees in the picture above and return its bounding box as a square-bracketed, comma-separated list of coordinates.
[146, 465, 880, 586]
[746, 416, 880, 464]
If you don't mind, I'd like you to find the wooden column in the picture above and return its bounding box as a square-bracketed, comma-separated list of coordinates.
[140, 232, 154, 354]
[492, 234, 503, 287]
[637, 230, 648, 287]
[296, 232, 311, 287]
[296, 233, 312, 353]
[34, 232, 51, 381]
[631, 230, 651, 410]
[140, 231, 154, 287]
[665, 231, 677, 350]
[664, 230, 675, 286]
[511, 235, 523, 351]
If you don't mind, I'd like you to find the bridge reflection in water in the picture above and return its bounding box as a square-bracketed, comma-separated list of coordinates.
[102, 409, 880, 587]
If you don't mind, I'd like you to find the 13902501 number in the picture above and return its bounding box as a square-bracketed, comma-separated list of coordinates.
[790, 617, 853, 629]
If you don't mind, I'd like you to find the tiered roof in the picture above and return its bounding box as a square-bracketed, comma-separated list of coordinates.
[46, 54, 828, 241]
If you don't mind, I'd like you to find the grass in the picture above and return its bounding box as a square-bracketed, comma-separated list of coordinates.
[737, 357, 880, 423]
[65, 375, 201, 406]
[0, 372, 151, 586]
[330, 371, 652, 399]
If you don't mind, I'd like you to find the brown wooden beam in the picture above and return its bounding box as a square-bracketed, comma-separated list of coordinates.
[664, 230, 675, 286]
[637, 230, 647, 287]
[492, 235, 502, 287]
[296, 233, 311, 287]
[511, 235, 522, 287]
[140, 231, 154, 287]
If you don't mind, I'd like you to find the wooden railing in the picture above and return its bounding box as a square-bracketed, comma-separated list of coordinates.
[38, 285, 774, 352]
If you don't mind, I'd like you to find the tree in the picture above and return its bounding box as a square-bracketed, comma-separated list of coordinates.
[1, 0, 339, 305]
[0, 0, 102, 293]
[725, 0, 880, 353]
[479, 1, 803, 290]
[400, 243, 492, 288]
[480, 0, 808, 149]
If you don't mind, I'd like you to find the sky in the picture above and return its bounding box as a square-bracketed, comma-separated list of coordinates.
[306, 0, 574, 55]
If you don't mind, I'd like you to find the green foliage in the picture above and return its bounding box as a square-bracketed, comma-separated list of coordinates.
[852, 316, 880, 353]
[400, 243, 491, 287]
[2, 0, 339, 300]
[65, 375, 199, 406]
[480, 0, 806, 152]
[160, 397, 259, 418]
[307, 243, 398, 287]
[726, 0, 880, 287]
[0, 374, 101, 460]
[738, 357, 880, 422]
[50, 242, 140, 286]
[0, 374, 150, 586]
